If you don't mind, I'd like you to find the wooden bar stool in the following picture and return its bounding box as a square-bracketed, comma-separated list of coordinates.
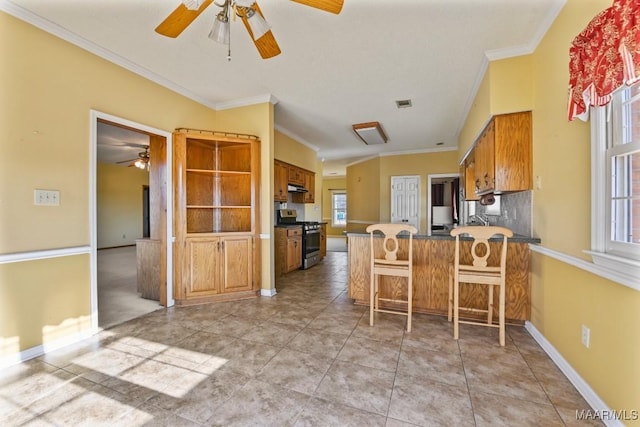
[366, 223, 417, 332]
[447, 226, 513, 346]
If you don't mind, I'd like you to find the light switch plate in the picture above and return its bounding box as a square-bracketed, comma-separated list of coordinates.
[34, 189, 60, 206]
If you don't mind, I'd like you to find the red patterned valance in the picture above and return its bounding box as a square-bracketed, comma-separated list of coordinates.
[568, 0, 640, 121]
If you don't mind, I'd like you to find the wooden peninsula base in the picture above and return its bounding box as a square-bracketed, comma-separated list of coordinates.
[348, 233, 533, 324]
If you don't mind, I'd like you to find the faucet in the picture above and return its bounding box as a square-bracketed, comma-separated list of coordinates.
[469, 214, 490, 226]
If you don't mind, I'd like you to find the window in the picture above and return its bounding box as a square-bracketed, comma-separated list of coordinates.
[331, 191, 347, 227]
[589, 80, 640, 276]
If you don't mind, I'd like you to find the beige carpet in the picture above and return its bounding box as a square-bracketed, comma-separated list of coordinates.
[97, 246, 161, 329]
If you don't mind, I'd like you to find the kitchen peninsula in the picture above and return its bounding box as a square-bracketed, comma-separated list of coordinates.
[348, 231, 540, 323]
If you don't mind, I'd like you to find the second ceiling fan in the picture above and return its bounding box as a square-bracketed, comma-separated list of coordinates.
[155, 0, 344, 59]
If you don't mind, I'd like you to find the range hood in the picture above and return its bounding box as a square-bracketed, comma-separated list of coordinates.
[288, 184, 308, 193]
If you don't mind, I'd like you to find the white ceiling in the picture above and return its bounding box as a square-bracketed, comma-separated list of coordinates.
[4, 0, 565, 175]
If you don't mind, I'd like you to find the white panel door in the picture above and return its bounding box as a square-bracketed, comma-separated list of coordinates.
[391, 176, 420, 230]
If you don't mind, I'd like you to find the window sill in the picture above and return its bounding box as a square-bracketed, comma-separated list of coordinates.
[583, 250, 640, 291]
[529, 245, 640, 291]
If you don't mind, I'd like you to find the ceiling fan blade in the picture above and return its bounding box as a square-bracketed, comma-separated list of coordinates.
[290, 0, 343, 14]
[116, 158, 139, 164]
[155, 0, 214, 38]
[239, 2, 281, 59]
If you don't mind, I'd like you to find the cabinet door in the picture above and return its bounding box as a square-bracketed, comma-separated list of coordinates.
[274, 161, 288, 202]
[220, 235, 253, 293]
[288, 166, 304, 186]
[462, 160, 480, 201]
[185, 238, 220, 297]
[304, 171, 315, 203]
[483, 121, 495, 192]
[286, 236, 302, 272]
[494, 112, 532, 192]
[293, 170, 316, 204]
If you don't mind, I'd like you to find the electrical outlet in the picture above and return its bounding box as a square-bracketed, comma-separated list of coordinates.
[535, 175, 543, 190]
[581, 324, 590, 348]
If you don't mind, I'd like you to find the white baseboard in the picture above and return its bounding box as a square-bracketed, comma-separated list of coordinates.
[260, 288, 277, 297]
[525, 321, 624, 427]
[1, 328, 97, 370]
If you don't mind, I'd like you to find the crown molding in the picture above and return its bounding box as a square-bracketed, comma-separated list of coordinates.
[455, 0, 566, 144]
[215, 94, 279, 110]
[274, 125, 319, 152]
[379, 146, 458, 157]
[485, 0, 566, 60]
[0, 0, 219, 110]
[343, 146, 458, 169]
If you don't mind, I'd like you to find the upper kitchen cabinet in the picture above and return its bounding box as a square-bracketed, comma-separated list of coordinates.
[274, 160, 288, 202]
[292, 170, 315, 204]
[288, 164, 305, 186]
[173, 129, 261, 305]
[466, 111, 532, 197]
[273, 159, 316, 203]
[461, 154, 480, 201]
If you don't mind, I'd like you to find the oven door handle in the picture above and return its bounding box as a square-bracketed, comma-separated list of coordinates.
[305, 229, 320, 234]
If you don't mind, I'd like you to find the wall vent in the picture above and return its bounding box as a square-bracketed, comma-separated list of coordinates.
[395, 99, 412, 108]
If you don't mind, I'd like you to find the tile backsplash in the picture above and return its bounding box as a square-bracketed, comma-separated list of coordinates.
[475, 191, 532, 237]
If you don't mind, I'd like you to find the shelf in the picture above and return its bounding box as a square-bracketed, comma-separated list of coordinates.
[187, 169, 252, 175]
[187, 207, 252, 233]
[187, 205, 251, 209]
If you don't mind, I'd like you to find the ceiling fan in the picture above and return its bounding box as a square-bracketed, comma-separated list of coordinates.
[155, 0, 344, 59]
[117, 147, 150, 170]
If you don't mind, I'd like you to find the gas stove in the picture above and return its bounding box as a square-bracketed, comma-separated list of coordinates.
[277, 209, 321, 269]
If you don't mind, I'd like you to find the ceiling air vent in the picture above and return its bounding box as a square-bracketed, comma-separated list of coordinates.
[395, 99, 412, 109]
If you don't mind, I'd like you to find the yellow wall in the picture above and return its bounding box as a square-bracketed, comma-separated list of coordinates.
[346, 157, 381, 233]
[322, 177, 347, 235]
[0, 12, 274, 356]
[216, 103, 275, 293]
[458, 55, 534, 161]
[531, 254, 640, 421]
[273, 130, 322, 221]
[459, 0, 640, 420]
[346, 151, 459, 233]
[489, 55, 534, 116]
[97, 162, 150, 249]
[274, 130, 318, 172]
[379, 151, 459, 233]
[0, 255, 91, 356]
[459, 66, 491, 158]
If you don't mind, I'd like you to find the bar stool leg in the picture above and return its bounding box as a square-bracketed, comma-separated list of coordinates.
[488, 285, 494, 325]
[369, 273, 375, 327]
[447, 264, 453, 322]
[499, 282, 506, 346]
[407, 277, 412, 332]
[453, 276, 460, 340]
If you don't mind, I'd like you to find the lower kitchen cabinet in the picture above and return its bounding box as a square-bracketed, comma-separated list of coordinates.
[182, 234, 255, 302]
[275, 226, 302, 276]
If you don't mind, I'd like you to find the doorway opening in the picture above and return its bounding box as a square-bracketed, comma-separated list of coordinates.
[91, 111, 173, 330]
[143, 185, 150, 238]
[427, 173, 460, 235]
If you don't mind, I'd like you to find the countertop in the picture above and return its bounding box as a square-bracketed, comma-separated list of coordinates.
[347, 231, 540, 244]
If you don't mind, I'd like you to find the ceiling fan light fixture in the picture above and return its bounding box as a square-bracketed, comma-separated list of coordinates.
[352, 122, 388, 145]
[134, 158, 148, 170]
[245, 7, 270, 40]
[208, 11, 230, 44]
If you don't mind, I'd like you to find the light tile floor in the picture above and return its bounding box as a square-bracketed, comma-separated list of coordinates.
[1, 252, 602, 426]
